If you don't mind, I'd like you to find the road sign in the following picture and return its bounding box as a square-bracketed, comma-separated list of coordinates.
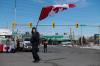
[12, 31, 17, 35]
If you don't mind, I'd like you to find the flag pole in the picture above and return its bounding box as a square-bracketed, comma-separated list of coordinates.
[36, 20, 40, 29]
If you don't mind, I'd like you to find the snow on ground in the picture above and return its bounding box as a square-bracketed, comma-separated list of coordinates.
[66, 44, 100, 50]
[80, 44, 100, 50]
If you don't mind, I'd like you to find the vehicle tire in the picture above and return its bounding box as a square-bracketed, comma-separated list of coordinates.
[11, 49, 16, 53]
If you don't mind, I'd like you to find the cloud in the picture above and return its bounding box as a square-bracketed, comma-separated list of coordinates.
[32, 0, 89, 8]
[53, 0, 89, 8]
[31, 0, 52, 6]
[67, 0, 79, 3]
[53, 0, 79, 4]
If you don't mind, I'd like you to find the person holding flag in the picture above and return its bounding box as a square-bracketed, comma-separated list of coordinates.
[30, 27, 40, 63]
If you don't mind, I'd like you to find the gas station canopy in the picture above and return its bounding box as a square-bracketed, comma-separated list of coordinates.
[42, 35, 64, 39]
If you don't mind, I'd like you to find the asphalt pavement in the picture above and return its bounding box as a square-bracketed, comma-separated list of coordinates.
[0, 45, 100, 66]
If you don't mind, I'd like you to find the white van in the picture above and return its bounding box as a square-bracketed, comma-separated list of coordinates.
[23, 38, 32, 51]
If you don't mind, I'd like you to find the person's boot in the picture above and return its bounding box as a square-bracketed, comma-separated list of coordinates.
[35, 58, 40, 63]
[33, 59, 40, 63]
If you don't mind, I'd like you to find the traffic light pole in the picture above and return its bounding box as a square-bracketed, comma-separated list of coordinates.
[14, 0, 17, 48]
[81, 25, 83, 47]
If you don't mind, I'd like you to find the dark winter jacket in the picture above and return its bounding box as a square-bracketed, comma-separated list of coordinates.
[31, 32, 40, 45]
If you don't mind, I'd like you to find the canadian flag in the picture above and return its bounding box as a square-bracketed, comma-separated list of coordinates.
[39, 4, 76, 21]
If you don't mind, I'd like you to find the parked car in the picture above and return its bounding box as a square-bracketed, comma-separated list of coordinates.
[0, 38, 16, 53]
[61, 42, 71, 46]
[0, 43, 3, 52]
[61, 40, 71, 47]
[22, 38, 32, 51]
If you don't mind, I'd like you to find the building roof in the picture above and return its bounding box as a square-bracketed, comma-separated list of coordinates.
[0, 29, 12, 35]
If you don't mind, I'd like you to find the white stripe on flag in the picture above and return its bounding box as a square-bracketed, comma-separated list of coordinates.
[53, 4, 69, 8]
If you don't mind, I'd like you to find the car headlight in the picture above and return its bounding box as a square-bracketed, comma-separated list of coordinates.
[24, 45, 27, 48]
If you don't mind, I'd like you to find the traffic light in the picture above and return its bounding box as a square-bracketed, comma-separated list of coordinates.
[12, 21, 16, 29]
[52, 22, 55, 28]
[28, 22, 32, 28]
[76, 22, 79, 28]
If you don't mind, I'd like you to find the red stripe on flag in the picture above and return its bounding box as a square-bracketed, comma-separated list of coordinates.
[69, 4, 76, 8]
[39, 6, 53, 20]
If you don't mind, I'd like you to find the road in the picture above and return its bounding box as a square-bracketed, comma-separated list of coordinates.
[0, 45, 100, 66]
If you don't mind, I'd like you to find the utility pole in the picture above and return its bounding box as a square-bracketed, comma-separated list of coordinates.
[14, 0, 16, 21]
[13, 0, 17, 47]
[98, 26, 100, 45]
[73, 30, 75, 44]
[80, 24, 87, 46]
[70, 27, 74, 47]
[81, 25, 83, 47]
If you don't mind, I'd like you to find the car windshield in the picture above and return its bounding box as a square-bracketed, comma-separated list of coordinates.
[0, 38, 7, 45]
[24, 38, 30, 41]
[62, 39, 71, 42]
